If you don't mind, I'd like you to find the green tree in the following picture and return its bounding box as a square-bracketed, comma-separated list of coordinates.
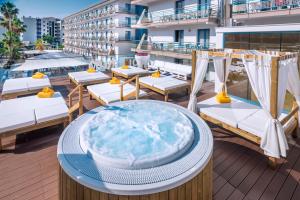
[42, 34, 54, 45]
[0, 1, 26, 65]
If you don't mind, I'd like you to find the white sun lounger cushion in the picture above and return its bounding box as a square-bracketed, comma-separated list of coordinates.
[2, 77, 51, 95]
[2, 78, 29, 94]
[27, 77, 51, 91]
[34, 92, 67, 108]
[198, 97, 260, 128]
[87, 83, 147, 104]
[69, 71, 110, 83]
[154, 79, 189, 91]
[35, 103, 68, 123]
[112, 67, 149, 76]
[237, 110, 295, 138]
[0, 109, 36, 134]
[139, 76, 175, 86]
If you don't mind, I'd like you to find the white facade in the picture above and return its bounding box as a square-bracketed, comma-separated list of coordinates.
[22, 17, 38, 43]
[22, 16, 62, 45]
[63, 0, 147, 69]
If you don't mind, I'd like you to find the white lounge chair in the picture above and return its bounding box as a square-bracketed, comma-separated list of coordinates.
[139, 75, 190, 101]
[87, 76, 147, 105]
[0, 92, 69, 151]
[111, 66, 150, 79]
[198, 96, 297, 144]
[68, 71, 110, 86]
[1, 76, 51, 99]
[149, 60, 192, 80]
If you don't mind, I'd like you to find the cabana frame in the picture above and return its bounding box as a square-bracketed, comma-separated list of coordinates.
[191, 49, 299, 168]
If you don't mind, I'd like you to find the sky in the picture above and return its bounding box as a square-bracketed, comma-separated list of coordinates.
[9, 0, 101, 19]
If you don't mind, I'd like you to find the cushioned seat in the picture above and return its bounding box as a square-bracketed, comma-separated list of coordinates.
[237, 110, 294, 137]
[87, 82, 147, 104]
[0, 92, 68, 133]
[2, 78, 29, 94]
[0, 109, 36, 133]
[154, 78, 189, 91]
[139, 76, 176, 87]
[27, 77, 51, 91]
[198, 97, 260, 128]
[2, 77, 51, 95]
[69, 71, 110, 84]
[112, 66, 150, 77]
[35, 103, 68, 123]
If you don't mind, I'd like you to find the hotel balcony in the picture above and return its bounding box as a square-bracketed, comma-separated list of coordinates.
[232, 0, 300, 20]
[132, 40, 214, 59]
[131, 0, 159, 5]
[132, 5, 217, 28]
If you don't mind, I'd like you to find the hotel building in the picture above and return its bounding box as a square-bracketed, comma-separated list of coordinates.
[63, 0, 147, 69]
[216, 0, 300, 51]
[22, 17, 63, 45]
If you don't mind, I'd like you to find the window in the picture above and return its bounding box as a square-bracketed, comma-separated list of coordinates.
[174, 30, 184, 45]
[175, 0, 185, 14]
[126, 17, 131, 27]
[197, 29, 210, 49]
[125, 31, 131, 40]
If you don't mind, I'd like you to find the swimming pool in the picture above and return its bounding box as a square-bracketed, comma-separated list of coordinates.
[58, 100, 213, 198]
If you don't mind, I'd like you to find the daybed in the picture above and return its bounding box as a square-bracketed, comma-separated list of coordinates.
[111, 66, 150, 79]
[68, 71, 110, 86]
[139, 75, 190, 101]
[149, 60, 192, 80]
[188, 49, 300, 167]
[87, 76, 147, 105]
[1, 76, 51, 100]
[0, 86, 83, 151]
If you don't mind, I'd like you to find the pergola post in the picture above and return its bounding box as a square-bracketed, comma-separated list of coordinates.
[191, 50, 197, 90]
[269, 56, 280, 168]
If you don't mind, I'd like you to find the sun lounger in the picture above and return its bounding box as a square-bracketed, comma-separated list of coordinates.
[87, 82, 147, 105]
[0, 92, 69, 150]
[149, 60, 192, 80]
[139, 75, 190, 101]
[87, 76, 147, 105]
[111, 66, 150, 79]
[1, 76, 51, 99]
[198, 96, 297, 144]
[68, 71, 110, 86]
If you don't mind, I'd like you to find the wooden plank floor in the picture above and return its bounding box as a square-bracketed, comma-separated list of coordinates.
[0, 77, 300, 200]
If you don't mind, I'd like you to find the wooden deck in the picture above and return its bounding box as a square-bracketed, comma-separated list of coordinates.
[0, 77, 300, 200]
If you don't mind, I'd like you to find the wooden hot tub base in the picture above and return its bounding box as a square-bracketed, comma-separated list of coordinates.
[59, 159, 212, 200]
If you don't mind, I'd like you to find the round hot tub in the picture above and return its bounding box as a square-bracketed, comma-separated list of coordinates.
[57, 100, 213, 200]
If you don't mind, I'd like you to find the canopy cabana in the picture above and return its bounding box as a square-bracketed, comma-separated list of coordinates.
[188, 49, 300, 168]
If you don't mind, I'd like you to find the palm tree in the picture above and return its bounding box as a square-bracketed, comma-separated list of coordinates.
[0, 2, 26, 65]
[0, 2, 19, 31]
[35, 39, 45, 51]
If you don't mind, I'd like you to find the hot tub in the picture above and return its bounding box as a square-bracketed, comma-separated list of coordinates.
[57, 100, 213, 200]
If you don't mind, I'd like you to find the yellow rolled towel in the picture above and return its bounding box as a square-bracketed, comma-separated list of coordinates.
[216, 91, 231, 103]
[151, 71, 160, 78]
[37, 87, 54, 98]
[121, 65, 129, 69]
[32, 72, 45, 79]
[87, 67, 96, 73]
[109, 77, 120, 84]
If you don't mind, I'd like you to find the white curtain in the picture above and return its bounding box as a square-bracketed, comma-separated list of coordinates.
[188, 52, 209, 113]
[214, 57, 232, 93]
[242, 55, 289, 158]
[286, 57, 300, 126]
[135, 55, 150, 68]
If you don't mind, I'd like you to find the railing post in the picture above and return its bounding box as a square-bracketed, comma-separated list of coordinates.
[120, 84, 124, 101]
[191, 50, 197, 90]
[79, 85, 84, 116]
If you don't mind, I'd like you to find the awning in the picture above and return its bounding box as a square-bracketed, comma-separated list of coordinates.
[13, 51, 89, 71]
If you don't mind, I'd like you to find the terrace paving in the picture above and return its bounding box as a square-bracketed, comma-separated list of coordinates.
[0, 76, 300, 200]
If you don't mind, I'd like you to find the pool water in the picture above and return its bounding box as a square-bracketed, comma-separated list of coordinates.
[79, 101, 195, 169]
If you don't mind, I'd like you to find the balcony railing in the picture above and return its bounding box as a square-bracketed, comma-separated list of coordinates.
[232, 0, 300, 14]
[138, 4, 217, 26]
[135, 41, 214, 54]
